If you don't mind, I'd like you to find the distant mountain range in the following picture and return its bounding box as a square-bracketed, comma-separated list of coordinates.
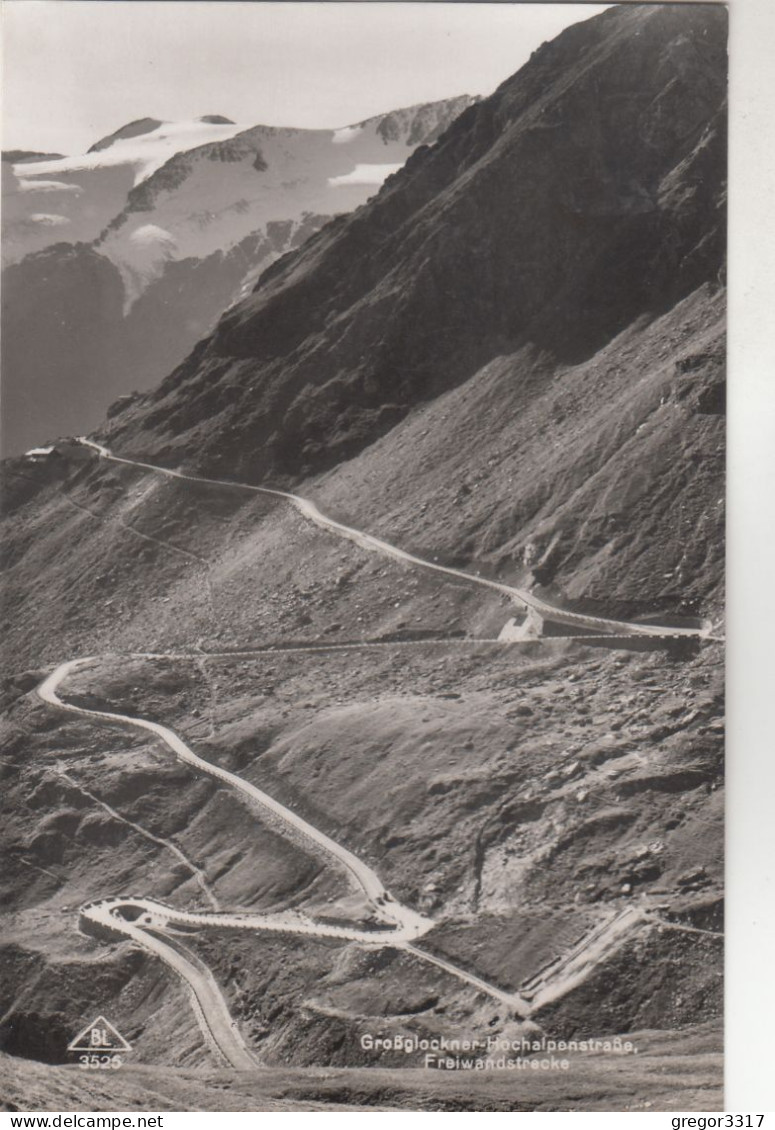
[1, 97, 477, 455]
[0, 7, 726, 1109]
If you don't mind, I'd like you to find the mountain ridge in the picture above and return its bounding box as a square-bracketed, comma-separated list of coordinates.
[88, 118, 166, 153]
[106, 3, 725, 484]
[2, 96, 478, 455]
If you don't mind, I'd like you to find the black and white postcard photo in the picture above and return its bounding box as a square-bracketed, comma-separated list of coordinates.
[1, 0, 741, 1116]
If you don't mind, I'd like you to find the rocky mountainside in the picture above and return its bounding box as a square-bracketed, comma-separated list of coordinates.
[1, 216, 330, 457]
[1, 4, 725, 1112]
[96, 96, 477, 308]
[2, 151, 66, 164]
[106, 2, 726, 614]
[1, 97, 477, 455]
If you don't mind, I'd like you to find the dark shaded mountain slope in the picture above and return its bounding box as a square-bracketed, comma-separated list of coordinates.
[88, 118, 165, 153]
[0, 216, 329, 455]
[106, 3, 726, 491]
[1, 151, 66, 164]
[1, 245, 126, 452]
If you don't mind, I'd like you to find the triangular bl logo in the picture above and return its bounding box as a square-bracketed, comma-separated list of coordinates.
[68, 1015, 132, 1052]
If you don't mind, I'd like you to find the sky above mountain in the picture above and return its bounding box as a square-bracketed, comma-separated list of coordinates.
[3, 1, 608, 154]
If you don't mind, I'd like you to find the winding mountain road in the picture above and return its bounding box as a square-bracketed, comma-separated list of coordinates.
[39, 659, 428, 939]
[34, 438, 719, 1067]
[86, 900, 258, 1070]
[38, 657, 529, 1067]
[76, 439, 713, 641]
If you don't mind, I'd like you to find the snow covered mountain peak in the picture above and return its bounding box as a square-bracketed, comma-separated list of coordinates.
[18, 118, 249, 185]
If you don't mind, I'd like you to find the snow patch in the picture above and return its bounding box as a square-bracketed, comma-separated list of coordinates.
[28, 213, 71, 226]
[16, 178, 82, 194]
[118, 224, 178, 314]
[14, 119, 247, 187]
[129, 223, 176, 249]
[328, 162, 403, 188]
[332, 125, 364, 145]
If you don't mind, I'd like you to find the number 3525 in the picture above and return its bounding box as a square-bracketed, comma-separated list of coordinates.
[78, 1054, 122, 1069]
